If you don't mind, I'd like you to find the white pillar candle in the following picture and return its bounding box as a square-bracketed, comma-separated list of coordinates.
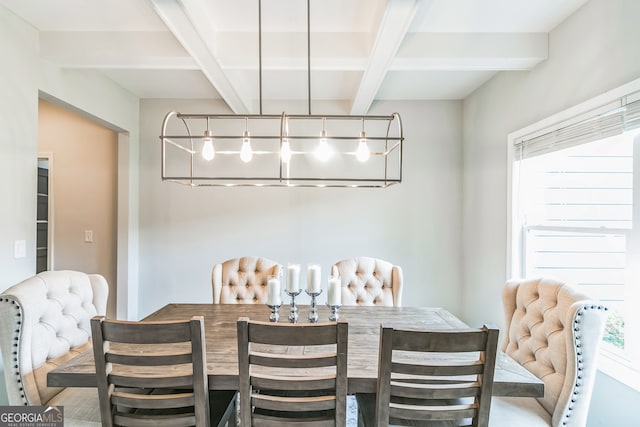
[286, 264, 300, 292]
[327, 276, 341, 306]
[307, 264, 321, 293]
[267, 276, 281, 306]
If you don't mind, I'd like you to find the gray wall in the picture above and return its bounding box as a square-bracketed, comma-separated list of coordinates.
[461, 0, 640, 425]
[0, 5, 140, 404]
[137, 98, 464, 318]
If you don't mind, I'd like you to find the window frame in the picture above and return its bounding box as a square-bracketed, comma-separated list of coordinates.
[506, 77, 640, 391]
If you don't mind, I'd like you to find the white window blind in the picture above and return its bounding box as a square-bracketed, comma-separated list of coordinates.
[514, 90, 640, 160]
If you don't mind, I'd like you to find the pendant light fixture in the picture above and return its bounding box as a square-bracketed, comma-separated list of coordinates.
[159, 0, 404, 188]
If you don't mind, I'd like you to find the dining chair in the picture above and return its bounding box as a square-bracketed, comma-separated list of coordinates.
[489, 278, 608, 427]
[91, 315, 237, 427]
[237, 317, 348, 427]
[212, 256, 282, 304]
[330, 257, 403, 306]
[0, 270, 108, 426]
[357, 324, 499, 427]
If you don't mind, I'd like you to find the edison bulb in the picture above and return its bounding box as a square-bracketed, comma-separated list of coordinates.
[202, 140, 215, 161]
[281, 139, 292, 163]
[240, 130, 253, 163]
[315, 130, 331, 162]
[356, 132, 370, 162]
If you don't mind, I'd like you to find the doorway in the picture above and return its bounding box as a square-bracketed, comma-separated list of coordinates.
[38, 98, 119, 318]
[36, 156, 53, 273]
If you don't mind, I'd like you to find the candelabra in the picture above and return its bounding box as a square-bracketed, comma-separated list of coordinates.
[267, 302, 282, 322]
[327, 303, 341, 322]
[306, 289, 322, 323]
[285, 289, 302, 323]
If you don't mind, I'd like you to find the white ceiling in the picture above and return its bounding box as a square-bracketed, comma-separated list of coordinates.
[1, 0, 588, 114]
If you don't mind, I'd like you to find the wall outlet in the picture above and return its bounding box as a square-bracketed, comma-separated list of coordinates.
[14, 240, 26, 258]
[84, 230, 93, 243]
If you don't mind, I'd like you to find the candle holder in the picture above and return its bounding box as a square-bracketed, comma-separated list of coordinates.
[285, 289, 302, 323]
[327, 304, 341, 322]
[306, 289, 323, 323]
[267, 303, 282, 322]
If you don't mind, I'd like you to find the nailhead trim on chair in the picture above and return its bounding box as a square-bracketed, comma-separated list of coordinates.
[562, 304, 607, 426]
[0, 297, 28, 405]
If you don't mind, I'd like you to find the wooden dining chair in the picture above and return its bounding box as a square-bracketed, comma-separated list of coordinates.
[212, 256, 282, 304]
[357, 324, 499, 427]
[237, 317, 348, 427]
[91, 315, 237, 427]
[330, 257, 403, 306]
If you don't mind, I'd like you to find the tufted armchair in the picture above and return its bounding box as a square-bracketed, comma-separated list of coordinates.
[489, 278, 607, 427]
[212, 256, 282, 304]
[330, 257, 403, 306]
[0, 270, 108, 426]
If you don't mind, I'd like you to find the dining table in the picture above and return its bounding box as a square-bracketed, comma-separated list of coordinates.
[48, 304, 543, 397]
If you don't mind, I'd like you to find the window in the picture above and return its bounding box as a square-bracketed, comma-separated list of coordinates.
[509, 83, 640, 386]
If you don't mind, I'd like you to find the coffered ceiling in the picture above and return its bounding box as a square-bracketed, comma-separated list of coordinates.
[1, 0, 588, 114]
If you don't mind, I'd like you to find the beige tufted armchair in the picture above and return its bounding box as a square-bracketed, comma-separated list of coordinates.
[212, 256, 282, 304]
[489, 278, 607, 427]
[330, 257, 403, 306]
[0, 270, 108, 426]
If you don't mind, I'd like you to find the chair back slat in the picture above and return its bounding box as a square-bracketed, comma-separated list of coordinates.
[106, 352, 192, 366]
[238, 317, 348, 427]
[390, 380, 481, 399]
[392, 360, 484, 376]
[251, 374, 336, 391]
[391, 329, 489, 352]
[252, 393, 336, 412]
[253, 414, 335, 427]
[250, 351, 337, 368]
[91, 316, 211, 427]
[101, 320, 193, 344]
[389, 403, 477, 421]
[247, 321, 338, 345]
[108, 374, 194, 389]
[113, 412, 195, 427]
[111, 390, 195, 409]
[374, 324, 499, 427]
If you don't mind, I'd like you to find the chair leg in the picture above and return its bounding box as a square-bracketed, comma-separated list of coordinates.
[210, 390, 238, 427]
[355, 393, 375, 427]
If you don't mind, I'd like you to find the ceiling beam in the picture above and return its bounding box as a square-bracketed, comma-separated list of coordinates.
[39, 31, 197, 69]
[149, 0, 249, 113]
[350, 0, 420, 115]
[392, 32, 548, 70]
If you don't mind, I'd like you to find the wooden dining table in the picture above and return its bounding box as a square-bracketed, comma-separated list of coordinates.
[48, 304, 543, 397]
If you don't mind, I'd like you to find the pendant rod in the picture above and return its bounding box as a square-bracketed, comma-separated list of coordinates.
[259, 0, 263, 115]
[307, 0, 311, 115]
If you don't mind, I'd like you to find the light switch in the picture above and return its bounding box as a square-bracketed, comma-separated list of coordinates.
[14, 240, 26, 258]
[84, 230, 93, 243]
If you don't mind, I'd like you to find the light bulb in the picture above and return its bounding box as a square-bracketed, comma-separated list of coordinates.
[202, 130, 215, 161]
[315, 129, 331, 162]
[281, 138, 292, 163]
[240, 130, 253, 163]
[356, 131, 370, 162]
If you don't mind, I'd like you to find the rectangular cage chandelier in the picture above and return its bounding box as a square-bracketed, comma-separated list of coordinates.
[159, 0, 404, 188]
[160, 111, 403, 188]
